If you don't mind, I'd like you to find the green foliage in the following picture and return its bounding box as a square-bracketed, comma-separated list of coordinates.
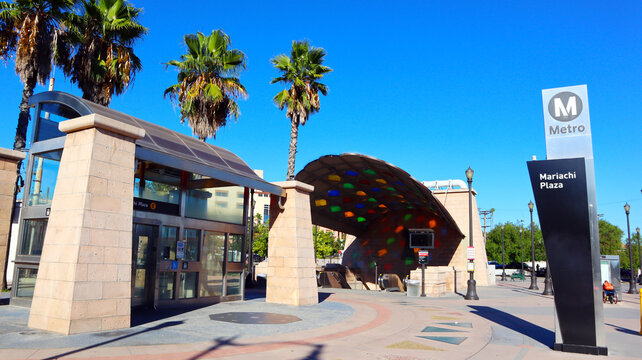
[619, 231, 641, 271]
[271, 40, 332, 179]
[252, 214, 269, 258]
[164, 29, 247, 140]
[0, 0, 75, 150]
[62, 0, 147, 106]
[314, 227, 345, 259]
[598, 219, 623, 257]
[485, 221, 545, 264]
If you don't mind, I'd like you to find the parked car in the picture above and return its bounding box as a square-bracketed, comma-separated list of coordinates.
[488, 261, 503, 269]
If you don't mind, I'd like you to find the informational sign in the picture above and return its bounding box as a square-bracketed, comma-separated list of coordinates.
[542, 85, 593, 160]
[171, 261, 178, 270]
[467, 262, 474, 272]
[467, 246, 475, 260]
[418, 250, 429, 265]
[133, 197, 180, 216]
[176, 241, 185, 259]
[528, 158, 606, 355]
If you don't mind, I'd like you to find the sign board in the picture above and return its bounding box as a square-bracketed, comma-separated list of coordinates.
[528, 158, 606, 355]
[467, 262, 474, 272]
[409, 229, 434, 249]
[171, 261, 178, 270]
[467, 246, 475, 260]
[176, 241, 185, 259]
[542, 85, 593, 160]
[418, 250, 429, 257]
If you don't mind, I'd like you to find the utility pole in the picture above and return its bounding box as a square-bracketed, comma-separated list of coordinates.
[480, 210, 494, 241]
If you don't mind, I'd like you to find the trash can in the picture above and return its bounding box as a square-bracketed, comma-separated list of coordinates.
[406, 280, 421, 297]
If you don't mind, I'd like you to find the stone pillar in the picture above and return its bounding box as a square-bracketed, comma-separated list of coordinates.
[0, 148, 26, 290]
[266, 181, 318, 306]
[432, 188, 489, 286]
[28, 114, 144, 335]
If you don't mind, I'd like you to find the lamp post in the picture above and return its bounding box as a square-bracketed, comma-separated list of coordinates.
[528, 201, 539, 290]
[635, 227, 642, 284]
[624, 203, 636, 294]
[464, 166, 479, 300]
[501, 225, 507, 281]
[542, 260, 553, 295]
[520, 220, 524, 275]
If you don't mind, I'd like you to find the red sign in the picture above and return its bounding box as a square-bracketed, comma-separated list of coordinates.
[418, 250, 429, 257]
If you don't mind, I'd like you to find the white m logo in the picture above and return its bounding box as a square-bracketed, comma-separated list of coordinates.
[548, 91, 583, 122]
[554, 96, 577, 117]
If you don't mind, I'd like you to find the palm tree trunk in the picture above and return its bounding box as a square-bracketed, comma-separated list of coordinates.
[287, 116, 298, 180]
[14, 76, 37, 151]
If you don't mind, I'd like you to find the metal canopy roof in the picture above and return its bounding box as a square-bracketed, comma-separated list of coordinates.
[29, 91, 282, 195]
[295, 153, 463, 238]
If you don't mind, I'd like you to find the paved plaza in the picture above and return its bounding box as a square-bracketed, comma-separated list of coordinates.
[0, 278, 640, 360]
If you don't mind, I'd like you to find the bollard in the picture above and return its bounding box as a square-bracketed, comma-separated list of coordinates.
[639, 288, 642, 335]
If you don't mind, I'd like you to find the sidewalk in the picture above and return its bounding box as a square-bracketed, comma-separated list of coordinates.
[0, 279, 640, 359]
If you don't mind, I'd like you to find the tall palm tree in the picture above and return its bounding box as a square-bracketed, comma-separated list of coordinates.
[62, 0, 147, 106]
[164, 29, 247, 141]
[271, 40, 332, 180]
[0, 0, 74, 151]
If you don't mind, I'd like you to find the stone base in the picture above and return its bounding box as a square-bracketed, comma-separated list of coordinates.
[266, 181, 318, 306]
[410, 266, 464, 297]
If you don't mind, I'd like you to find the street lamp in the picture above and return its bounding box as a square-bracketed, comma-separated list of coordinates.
[528, 201, 539, 290]
[464, 166, 479, 300]
[624, 203, 636, 294]
[542, 257, 553, 295]
[635, 227, 642, 284]
[520, 220, 524, 275]
[501, 225, 507, 281]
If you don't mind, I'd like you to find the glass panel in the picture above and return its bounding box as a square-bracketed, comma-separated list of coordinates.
[20, 219, 47, 256]
[226, 272, 242, 296]
[15, 268, 38, 297]
[133, 228, 150, 300]
[158, 272, 175, 300]
[185, 174, 244, 224]
[134, 269, 146, 298]
[36, 103, 78, 141]
[182, 228, 200, 261]
[28, 155, 60, 206]
[160, 226, 178, 260]
[227, 234, 243, 263]
[179, 272, 198, 299]
[200, 231, 225, 297]
[134, 161, 181, 204]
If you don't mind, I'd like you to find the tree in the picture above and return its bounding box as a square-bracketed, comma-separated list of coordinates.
[485, 221, 545, 264]
[314, 227, 344, 259]
[252, 214, 269, 258]
[62, 0, 147, 106]
[598, 219, 623, 257]
[0, 0, 74, 151]
[165, 29, 247, 141]
[271, 40, 332, 180]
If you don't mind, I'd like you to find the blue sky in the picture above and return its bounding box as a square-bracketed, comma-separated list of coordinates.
[1, 1, 640, 237]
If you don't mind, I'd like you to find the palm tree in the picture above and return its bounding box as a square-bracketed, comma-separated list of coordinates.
[164, 29, 247, 141]
[62, 0, 147, 106]
[0, 0, 74, 151]
[271, 40, 332, 180]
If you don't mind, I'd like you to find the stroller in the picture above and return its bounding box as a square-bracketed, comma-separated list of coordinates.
[602, 281, 618, 304]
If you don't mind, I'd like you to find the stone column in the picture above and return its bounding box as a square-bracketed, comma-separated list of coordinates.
[0, 148, 26, 290]
[266, 181, 318, 306]
[28, 114, 144, 334]
[433, 188, 489, 286]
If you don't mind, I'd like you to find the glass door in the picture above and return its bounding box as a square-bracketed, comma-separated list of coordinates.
[132, 224, 157, 307]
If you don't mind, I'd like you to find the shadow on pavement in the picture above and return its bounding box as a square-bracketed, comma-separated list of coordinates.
[605, 323, 640, 336]
[468, 305, 554, 347]
[246, 288, 333, 303]
[131, 304, 210, 327]
[42, 320, 183, 360]
[187, 336, 324, 360]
